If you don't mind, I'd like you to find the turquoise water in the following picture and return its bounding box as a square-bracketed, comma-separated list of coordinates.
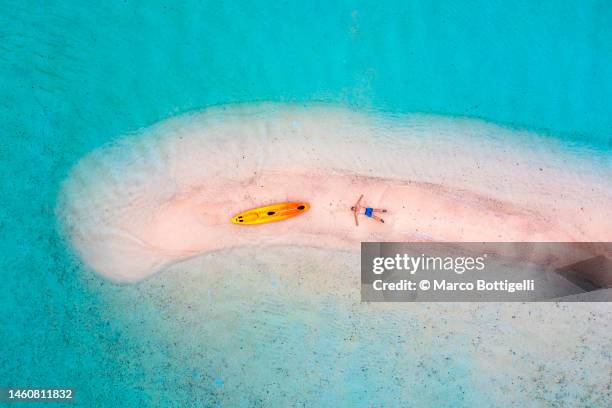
[1, 0, 611, 406]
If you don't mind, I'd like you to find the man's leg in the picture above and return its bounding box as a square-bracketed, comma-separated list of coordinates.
[371, 215, 385, 223]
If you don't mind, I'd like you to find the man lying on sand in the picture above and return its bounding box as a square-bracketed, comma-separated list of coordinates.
[351, 194, 387, 226]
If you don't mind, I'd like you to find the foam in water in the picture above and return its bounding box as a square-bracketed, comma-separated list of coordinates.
[56, 104, 612, 282]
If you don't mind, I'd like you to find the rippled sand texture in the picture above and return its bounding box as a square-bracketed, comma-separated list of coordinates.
[57, 104, 611, 282]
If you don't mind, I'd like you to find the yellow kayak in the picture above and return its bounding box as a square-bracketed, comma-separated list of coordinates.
[231, 202, 310, 225]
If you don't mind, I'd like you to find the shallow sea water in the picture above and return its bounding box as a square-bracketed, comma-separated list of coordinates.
[1, 1, 611, 406]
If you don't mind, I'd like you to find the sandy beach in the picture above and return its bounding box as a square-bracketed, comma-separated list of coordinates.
[57, 104, 612, 282]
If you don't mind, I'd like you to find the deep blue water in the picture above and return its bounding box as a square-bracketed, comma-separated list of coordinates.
[1, 1, 611, 406]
